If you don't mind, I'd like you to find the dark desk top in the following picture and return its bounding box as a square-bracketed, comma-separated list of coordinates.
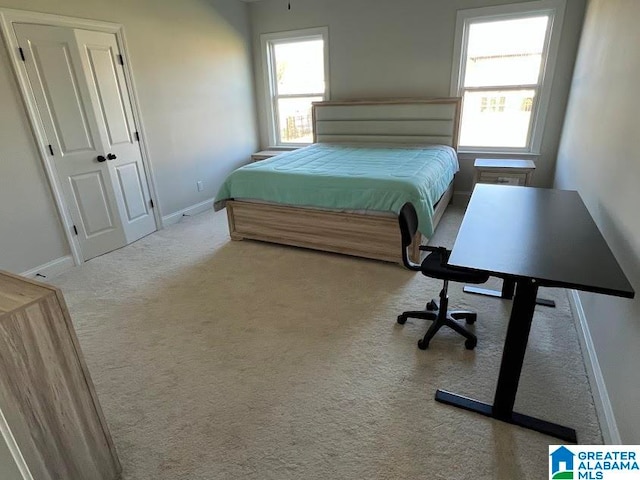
[449, 185, 634, 298]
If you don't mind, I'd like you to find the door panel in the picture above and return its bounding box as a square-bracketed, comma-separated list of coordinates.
[115, 163, 148, 221]
[85, 45, 132, 145]
[70, 172, 115, 236]
[28, 41, 94, 154]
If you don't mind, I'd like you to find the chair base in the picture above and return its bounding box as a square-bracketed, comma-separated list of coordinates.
[397, 298, 477, 350]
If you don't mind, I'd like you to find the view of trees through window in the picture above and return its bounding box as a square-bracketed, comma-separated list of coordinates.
[271, 38, 325, 144]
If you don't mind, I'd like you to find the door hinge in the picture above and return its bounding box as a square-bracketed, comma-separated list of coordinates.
[134, 131, 140, 141]
[48, 145, 54, 156]
[117, 54, 124, 65]
[149, 199, 154, 209]
[18, 47, 26, 62]
[72, 225, 78, 236]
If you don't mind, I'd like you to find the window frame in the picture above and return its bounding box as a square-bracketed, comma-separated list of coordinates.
[450, 0, 566, 154]
[261, 27, 330, 147]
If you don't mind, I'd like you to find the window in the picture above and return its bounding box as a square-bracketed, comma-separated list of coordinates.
[481, 95, 506, 113]
[261, 27, 329, 146]
[451, 1, 565, 153]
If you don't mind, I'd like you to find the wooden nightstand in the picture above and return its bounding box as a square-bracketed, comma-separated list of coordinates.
[473, 159, 536, 188]
[251, 150, 287, 162]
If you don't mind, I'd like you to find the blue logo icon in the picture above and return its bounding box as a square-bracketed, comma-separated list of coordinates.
[550, 446, 575, 479]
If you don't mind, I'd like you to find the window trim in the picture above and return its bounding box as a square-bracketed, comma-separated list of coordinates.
[260, 27, 330, 147]
[450, 0, 566, 154]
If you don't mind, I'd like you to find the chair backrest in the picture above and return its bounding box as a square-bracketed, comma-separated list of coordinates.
[398, 203, 420, 270]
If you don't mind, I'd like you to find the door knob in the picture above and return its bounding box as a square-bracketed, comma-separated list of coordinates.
[96, 155, 107, 162]
[107, 153, 117, 160]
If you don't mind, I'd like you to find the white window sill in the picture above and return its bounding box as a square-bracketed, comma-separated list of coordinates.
[266, 145, 307, 151]
[457, 149, 541, 157]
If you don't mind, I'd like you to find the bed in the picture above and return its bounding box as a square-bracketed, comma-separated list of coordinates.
[214, 98, 461, 264]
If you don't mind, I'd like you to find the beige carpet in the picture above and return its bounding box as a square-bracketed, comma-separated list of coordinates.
[51, 206, 601, 480]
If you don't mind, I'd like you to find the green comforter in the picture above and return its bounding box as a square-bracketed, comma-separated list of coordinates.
[214, 143, 458, 236]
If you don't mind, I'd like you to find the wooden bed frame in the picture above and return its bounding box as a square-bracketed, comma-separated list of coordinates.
[225, 97, 461, 264]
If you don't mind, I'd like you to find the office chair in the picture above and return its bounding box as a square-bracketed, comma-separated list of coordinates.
[396, 203, 489, 350]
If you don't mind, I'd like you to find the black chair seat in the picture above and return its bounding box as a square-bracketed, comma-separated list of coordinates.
[421, 250, 489, 284]
[397, 202, 489, 350]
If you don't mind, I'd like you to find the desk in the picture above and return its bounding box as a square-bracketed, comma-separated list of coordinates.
[466, 163, 555, 307]
[439, 185, 635, 442]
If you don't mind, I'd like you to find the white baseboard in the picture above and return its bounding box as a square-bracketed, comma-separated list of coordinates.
[567, 289, 621, 444]
[20, 255, 74, 280]
[161, 198, 215, 227]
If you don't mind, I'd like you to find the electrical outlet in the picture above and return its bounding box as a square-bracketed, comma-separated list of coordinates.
[197, 180, 203, 192]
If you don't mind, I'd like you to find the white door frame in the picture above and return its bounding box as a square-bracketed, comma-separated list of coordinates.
[0, 8, 162, 265]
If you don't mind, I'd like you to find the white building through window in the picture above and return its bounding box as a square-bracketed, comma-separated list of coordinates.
[261, 27, 329, 146]
[451, 1, 565, 153]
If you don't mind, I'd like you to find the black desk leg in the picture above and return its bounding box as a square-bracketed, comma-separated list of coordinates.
[493, 279, 538, 415]
[436, 279, 577, 443]
[463, 278, 556, 308]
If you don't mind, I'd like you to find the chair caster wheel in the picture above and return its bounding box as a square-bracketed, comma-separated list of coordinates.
[397, 315, 407, 325]
[426, 300, 438, 311]
[465, 314, 477, 325]
[465, 338, 477, 350]
[418, 339, 429, 350]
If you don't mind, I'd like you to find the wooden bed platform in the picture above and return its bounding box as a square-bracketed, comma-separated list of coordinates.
[226, 181, 453, 264]
[224, 97, 461, 265]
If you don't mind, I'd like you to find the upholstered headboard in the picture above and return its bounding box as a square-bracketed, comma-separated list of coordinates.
[312, 98, 461, 148]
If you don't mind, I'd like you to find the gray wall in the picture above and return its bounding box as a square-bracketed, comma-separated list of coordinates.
[0, 38, 69, 274]
[249, 0, 586, 195]
[0, 0, 258, 273]
[554, 0, 640, 443]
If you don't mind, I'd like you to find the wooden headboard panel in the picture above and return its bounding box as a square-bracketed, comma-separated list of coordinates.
[312, 98, 461, 148]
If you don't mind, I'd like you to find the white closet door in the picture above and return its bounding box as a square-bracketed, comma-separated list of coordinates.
[74, 29, 156, 244]
[13, 23, 156, 261]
